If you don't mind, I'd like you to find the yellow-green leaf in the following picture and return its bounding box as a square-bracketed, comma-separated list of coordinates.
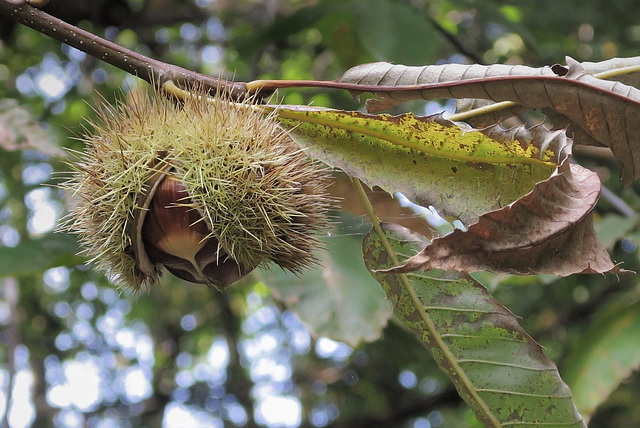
[273, 105, 569, 224]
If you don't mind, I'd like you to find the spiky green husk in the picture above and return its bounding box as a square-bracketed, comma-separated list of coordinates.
[61, 88, 330, 290]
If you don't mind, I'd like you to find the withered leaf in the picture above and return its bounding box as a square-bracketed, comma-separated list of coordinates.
[388, 161, 621, 276]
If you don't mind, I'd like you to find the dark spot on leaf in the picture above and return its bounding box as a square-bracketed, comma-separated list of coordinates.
[451, 167, 458, 173]
[551, 64, 568, 76]
[465, 161, 494, 171]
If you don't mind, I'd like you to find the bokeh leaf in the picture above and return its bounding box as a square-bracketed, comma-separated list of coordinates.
[275, 105, 568, 225]
[352, 0, 436, 64]
[0, 233, 84, 276]
[363, 222, 586, 427]
[234, 2, 346, 57]
[595, 213, 638, 249]
[262, 234, 392, 347]
[0, 99, 65, 157]
[391, 161, 620, 276]
[564, 300, 640, 422]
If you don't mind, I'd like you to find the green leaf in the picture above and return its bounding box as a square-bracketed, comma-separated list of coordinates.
[276, 106, 566, 224]
[363, 223, 586, 427]
[564, 300, 640, 421]
[262, 235, 392, 347]
[352, 0, 437, 64]
[594, 213, 638, 249]
[0, 233, 84, 276]
[234, 1, 346, 57]
[315, 5, 361, 67]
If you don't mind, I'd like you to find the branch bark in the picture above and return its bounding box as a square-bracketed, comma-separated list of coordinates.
[0, 0, 248, 97]
[216, 290, 256, 426]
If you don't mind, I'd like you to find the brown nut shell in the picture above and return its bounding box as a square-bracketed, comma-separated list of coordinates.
[141, 174, 251, 289]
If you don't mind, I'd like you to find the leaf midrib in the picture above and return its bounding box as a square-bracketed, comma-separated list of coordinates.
[358, 217, 502, 425]
[397, 268, 502, 427]
[274, 108, 553, 167]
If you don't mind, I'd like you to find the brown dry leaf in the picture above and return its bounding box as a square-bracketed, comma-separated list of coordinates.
[388, 161, 621, 276]
[339, 58, 640, 184]
[454, 57, 640, 129]
[580, 56, 640, 88]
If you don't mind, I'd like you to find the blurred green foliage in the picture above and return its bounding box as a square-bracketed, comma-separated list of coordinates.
[1, 0, 640, 427]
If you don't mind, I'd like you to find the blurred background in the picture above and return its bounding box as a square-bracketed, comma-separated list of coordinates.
[2, 0, 640, 427]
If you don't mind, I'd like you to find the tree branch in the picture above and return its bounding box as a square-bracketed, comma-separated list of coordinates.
[426, 15, 485, 65]
[216, 290, 256, 425]
[0, 0, 248, 97]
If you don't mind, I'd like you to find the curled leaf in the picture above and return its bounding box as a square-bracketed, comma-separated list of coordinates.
[388, 161, 621, 276]
[580, 56, 640, 88]
[454, 57, 640, 128]
[338, 60, 569, 112]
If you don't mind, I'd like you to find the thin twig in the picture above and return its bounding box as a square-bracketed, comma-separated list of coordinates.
[349, 177, 398, 267]
[427, 15, 485, 65]
[600, 185, 637, 218]
[448, 100, 517, 122]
